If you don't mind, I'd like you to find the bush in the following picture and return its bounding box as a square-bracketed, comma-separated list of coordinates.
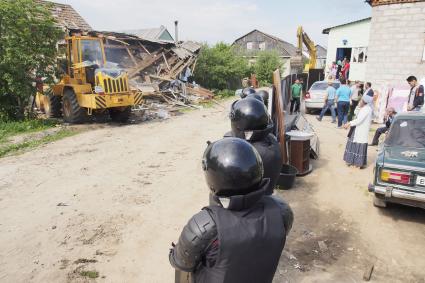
[194, 43, 250, 90]
[253, 51, 282, 86]
[0, 0, 63, 120]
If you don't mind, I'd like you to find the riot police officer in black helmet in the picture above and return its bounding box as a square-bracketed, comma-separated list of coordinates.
[225, 97, 282, 195]
[240, 87, 256, 98]
[169, 138, 293, 283]
[255, 89, 269, 105]
[246, 92, 264, 103]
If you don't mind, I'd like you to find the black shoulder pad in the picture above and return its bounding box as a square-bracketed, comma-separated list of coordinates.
[169, 210, 217, 272]
[269, 195, 294, 234]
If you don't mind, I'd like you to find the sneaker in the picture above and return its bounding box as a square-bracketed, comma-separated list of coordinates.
[316, 117, 321, 121]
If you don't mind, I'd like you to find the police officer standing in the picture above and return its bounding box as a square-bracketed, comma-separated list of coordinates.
[225, 96, 282, 195]
[169, 138, 293, 283]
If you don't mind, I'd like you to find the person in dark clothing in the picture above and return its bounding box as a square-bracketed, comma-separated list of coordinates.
[226, 97, 282, 195]
[407, 76, 424, 111]
[240, 87, 256, 98]
[169, 138, 293, 283]
[370, 107, 396, 146]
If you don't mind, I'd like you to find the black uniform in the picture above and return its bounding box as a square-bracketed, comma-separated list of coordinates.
[224, 131, 282, 195]
[169, 138, 293, 283]
[226, 98, 282, 195]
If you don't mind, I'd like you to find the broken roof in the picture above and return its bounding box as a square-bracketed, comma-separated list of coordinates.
[366, 0, 425, 6]
[233, 29, 298, 57]
[322, 18, 371, 34]
[35, 0, 92, 31]
[123, 26, 174, 42]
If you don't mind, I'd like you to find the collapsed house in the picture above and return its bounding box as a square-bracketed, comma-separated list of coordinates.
[37, 0, 213, 118]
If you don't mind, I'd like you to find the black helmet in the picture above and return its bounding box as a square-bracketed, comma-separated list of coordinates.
[230, 97, 273, 141]
[246, 92, 264, 103]
[240, 87, 256, 98]
[202, 138, 263, 196]
[255, 90, 269, 105]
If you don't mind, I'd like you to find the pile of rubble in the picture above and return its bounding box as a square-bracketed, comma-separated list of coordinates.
[87, 30, 214, 113]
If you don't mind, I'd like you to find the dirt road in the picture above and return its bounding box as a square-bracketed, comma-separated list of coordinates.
[1, 100, 424, 283]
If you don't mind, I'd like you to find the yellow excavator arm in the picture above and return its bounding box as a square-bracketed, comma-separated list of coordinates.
[297, 26, 317, 71]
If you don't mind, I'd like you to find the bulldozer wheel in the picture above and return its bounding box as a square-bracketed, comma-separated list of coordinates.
[44, 91, 62, 118]
[109, 107, 131, 123]
[62, 89, 87, 123]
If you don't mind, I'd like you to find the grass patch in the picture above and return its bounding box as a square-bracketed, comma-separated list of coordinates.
[79, 270, 99, 279]
[0, 119, 57, 143]
[0, 129, 77, 158]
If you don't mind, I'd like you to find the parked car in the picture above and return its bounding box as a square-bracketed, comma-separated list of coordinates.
[368, 112, 425, 209]
[304, 81, 340, 114]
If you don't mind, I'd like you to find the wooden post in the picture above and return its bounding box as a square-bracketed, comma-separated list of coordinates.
[273, 69, 288, 164]
[162, 52, 171, 70]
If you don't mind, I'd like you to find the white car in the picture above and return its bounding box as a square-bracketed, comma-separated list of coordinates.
[304, 81, 340, 114]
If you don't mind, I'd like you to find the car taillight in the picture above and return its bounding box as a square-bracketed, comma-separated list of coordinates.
[305, 92, 310, 99]
[381, 170, 411, 185]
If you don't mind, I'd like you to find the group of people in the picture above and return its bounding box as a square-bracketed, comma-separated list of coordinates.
[317, 78, 374, 128]
[341, 75, 423, 168]
[328, 58, 351, 81]
[169, 88, 294, 283]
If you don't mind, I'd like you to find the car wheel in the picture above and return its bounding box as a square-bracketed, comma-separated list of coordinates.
[305, 107, 311, 114]
[373, 195, 387, 208]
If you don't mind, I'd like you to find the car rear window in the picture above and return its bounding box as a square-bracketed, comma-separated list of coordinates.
[310, 82, 340, 91]
[385, 118, 425, 148]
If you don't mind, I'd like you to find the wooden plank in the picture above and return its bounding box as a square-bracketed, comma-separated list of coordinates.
[128, 51, 165, 78]
[191, 57, 198, 73]
[162, 52, 171, 70]
[125, 46, 138, 66]
[138, 42, 151, 55]
[273, 69, 288, 164]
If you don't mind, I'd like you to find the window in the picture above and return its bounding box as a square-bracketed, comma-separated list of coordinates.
[386, 119, 425, 148]
[352, 47, 368, 63]
[310, 82, 340, 91]
[80, 39, 104, 66]
[259, 42, 266, 51]
[246, 42, 253, 50]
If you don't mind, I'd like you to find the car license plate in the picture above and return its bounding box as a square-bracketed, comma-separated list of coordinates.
[416, 176, 425, 186]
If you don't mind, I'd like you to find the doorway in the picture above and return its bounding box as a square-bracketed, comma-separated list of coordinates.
[336, 48, 352, 62]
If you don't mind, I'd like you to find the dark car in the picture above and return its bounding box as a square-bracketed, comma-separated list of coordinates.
[369, 112, 425, 209]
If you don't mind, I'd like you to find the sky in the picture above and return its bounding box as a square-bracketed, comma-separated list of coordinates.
[54, 0, 371, 47]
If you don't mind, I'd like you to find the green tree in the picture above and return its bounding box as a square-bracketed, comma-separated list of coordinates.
[0, 0, 63, 120]
[194, 43, 250, 90]
[254, 51, 282, 86]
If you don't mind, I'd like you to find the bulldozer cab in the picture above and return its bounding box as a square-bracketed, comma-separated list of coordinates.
[63, 36, 130, 95]
[65, 36, 106, 85]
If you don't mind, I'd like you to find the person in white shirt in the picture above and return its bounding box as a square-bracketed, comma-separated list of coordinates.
[343, 95, 373, 169]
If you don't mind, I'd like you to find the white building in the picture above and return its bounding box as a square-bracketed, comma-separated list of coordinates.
[323, 18, 371, 82]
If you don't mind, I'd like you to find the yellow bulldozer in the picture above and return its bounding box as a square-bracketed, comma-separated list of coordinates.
[35, 35, 143, 123]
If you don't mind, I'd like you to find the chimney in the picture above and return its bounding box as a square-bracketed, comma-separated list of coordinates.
[174, 20, 179, 43]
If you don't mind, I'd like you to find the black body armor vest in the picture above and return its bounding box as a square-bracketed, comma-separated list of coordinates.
[194, 196, 286, 283]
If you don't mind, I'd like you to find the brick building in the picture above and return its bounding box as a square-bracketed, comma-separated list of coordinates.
[365, 0, 425, 89]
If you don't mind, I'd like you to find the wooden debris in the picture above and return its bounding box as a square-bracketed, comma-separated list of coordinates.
[363, 264, 374, 281]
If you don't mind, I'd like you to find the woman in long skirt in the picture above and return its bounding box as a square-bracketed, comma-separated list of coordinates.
[343, 95, 373, 168]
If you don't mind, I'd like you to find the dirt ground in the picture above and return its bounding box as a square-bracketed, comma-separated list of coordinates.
[0, 99, 425, 283]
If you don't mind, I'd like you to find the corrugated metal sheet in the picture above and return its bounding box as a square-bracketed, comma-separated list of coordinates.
[172, 41, 202, 59]
[180, 41, 202, 53]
